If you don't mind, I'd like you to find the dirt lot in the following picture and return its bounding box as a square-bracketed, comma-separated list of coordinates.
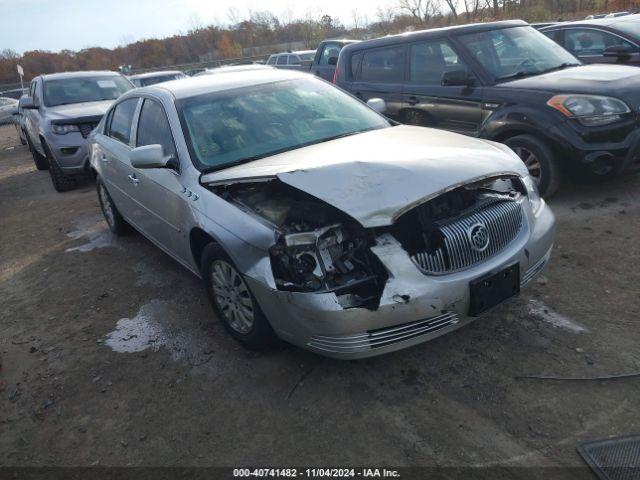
[1, 124, 639, 475]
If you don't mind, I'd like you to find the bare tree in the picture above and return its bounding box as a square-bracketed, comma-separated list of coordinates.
[443, 0, 459, 19]
[376, 5, 397, 33]
[398, 0, 441, 24]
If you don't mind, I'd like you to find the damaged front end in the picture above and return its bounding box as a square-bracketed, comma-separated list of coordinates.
[211, 180, 388, 309]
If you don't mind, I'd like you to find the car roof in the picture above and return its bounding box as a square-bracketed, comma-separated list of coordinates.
[129, 70, 184, 80]
[39, 70, 121, 81]
[542, 13, 640, 29]
[342, 20, 528, 52]
[292, 50, 316, 55]
[129, 68, 308, 100]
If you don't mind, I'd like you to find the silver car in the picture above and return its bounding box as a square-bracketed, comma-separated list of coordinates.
[20, 71, 133, 191]
[128, 70, 187, 87]
[89, 70, 555, 359]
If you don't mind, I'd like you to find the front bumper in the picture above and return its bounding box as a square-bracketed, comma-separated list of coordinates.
[550, 117, 640, 176]
[45, 131, 91, 174]
[247, 201, 555, 359]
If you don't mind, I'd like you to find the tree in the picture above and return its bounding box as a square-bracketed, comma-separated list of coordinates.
[398, 0, 441, 24]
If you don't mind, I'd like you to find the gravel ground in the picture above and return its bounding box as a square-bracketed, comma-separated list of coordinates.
[1, 124, 639, 475]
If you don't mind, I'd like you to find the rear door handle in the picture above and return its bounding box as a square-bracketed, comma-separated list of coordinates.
[128, 174, 140, 186]
[407, 96, 419, 106]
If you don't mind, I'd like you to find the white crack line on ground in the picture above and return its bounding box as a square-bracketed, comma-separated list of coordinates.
[527, 299, 588, 333]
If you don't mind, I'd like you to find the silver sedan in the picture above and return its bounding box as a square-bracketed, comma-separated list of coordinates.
[89, 70, 555, 359]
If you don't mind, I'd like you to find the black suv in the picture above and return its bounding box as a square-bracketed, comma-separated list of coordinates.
[335, 20, 640, 196]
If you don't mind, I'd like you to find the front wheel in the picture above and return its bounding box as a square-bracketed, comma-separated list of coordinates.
[201, 244, 277, 350]
[26, 135, 48, 170]
[505, 134, 561, 198]
[96, 177, 131, 235]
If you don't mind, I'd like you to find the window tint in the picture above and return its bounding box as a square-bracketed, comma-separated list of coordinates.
[320, 43, 341, 65]
[108, 98, 138, 144]
[267, 56, 277, 65]
[136, 99, 177, 159]
[350, 52, 363, 79]
[276, 55, 287, 65]
[32, 80, 41, 106]
[565, 28, 636, 56]
[361, 46, 405, 82]
[288, 55, 301, 65]
[409, 40, 469, 83]
[543, 30, 561, 42]
[43, 75, 132, 107]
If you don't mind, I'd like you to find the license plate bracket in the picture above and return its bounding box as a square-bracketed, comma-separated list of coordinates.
[469, 263, 520, 316]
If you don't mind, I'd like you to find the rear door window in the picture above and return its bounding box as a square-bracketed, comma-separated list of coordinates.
[361, 46, 406, 82]
[276, 55, 287, 65]
[409, 40, 469, 83]
[107, 98, 138, 145]
[288, 55, 301, 65]
[136, 99, 177, 161]
[350, 52, 364, 79]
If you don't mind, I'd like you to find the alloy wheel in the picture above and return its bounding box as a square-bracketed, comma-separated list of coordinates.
[513, 146, 542, 184]
[210, 260, 255, 334]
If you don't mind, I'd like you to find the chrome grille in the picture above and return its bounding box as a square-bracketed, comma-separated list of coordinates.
[307, 312, 459, 354]
[412, 199, 523, 275]
[78, 122, 98, 139]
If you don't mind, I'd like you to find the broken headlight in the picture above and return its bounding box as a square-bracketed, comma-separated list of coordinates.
[522, 175, 542, 215]
[269, 224, 374, 292]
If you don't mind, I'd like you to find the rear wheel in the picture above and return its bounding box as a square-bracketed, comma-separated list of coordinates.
[201, 244, 277, 350]
[26, 135, 48, 170]
[96, 177, 131, 235]
[505, 134, 561, 198]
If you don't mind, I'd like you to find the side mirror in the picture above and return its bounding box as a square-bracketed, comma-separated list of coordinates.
[441, 68, 475, 87]
[328, 56, 338, 66]
[366, 98, 387, 114]
[603, 45, 633, 58]
[19, 96, 36, 109]
[130, 144, 173, 169]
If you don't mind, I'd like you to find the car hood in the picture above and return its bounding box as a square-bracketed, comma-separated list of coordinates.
[46, 100, 114, 121]
[498, 64, 640, 96]
[201, 126, 527, 228]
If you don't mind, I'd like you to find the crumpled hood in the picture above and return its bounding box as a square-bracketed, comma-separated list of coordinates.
[201, 126, 528, 227]
[498, 64, 640, 95]
[46, 100, 113, 121]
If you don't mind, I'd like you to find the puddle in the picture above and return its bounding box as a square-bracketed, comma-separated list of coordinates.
[527, 299, 588, 333]
[66, 215, 119, 253]
[104, 300, 214, 364]
[133, 260, 171, 288]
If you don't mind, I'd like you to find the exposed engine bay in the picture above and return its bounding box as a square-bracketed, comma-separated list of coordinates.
[212, 180, 387, 308]
[211, 175, 525, 308]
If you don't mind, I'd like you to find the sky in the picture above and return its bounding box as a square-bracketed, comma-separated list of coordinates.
[0, 0, 393, 54]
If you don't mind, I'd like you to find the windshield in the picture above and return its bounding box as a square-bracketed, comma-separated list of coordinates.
[178, 78, 390, 172]
[44, 76, 132, 107]
[459, 26, 580, 81]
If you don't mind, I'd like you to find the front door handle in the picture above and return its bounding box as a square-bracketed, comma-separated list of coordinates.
[128, 174, 140, 186]
[355, 91, 362, 98]
[407, 96, 419, 106]
[100, 155, 109, 163]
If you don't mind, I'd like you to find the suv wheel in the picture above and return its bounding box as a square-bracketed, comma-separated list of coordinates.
[96, 177, 130, 235]
[505, 134, 561, 197]
[201, 244, 277, 350]
[42, 141, 75, 192]
[26, 136, 48, 171]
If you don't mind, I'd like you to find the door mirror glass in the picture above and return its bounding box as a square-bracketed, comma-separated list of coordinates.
[328, 56, 338, 66]
[603, 44, 633, 57]
[130, 144, 171, 169]
[366, 98, 387, 114]
[19, 96, 36, 109]
[441, 68, 474, 87]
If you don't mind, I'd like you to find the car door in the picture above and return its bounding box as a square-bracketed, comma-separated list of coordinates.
[562, 27, 640, 64]
[95, 97, 141, 222]
[24, 80, 42, 150]
[312, 42, 342, 80]
[348, 44, 406, 120]
[129, 97, 192, 264]
[402, 38, 483, 135]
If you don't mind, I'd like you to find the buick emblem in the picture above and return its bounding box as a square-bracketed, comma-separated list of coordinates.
[468, 223, 490, 252]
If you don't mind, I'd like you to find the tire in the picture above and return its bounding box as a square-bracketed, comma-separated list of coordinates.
[43, 141, 75, 192]
[505, 134, 561, 198]
[201, 243, 277, 350]
[96, 176, 131, 236]
[26, 135, 48, 170]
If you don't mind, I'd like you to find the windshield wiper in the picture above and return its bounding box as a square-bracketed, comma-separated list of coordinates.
[200, 128, 380, 175]
[538, 62, 581, 74]
[498, 62, 580, 81]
